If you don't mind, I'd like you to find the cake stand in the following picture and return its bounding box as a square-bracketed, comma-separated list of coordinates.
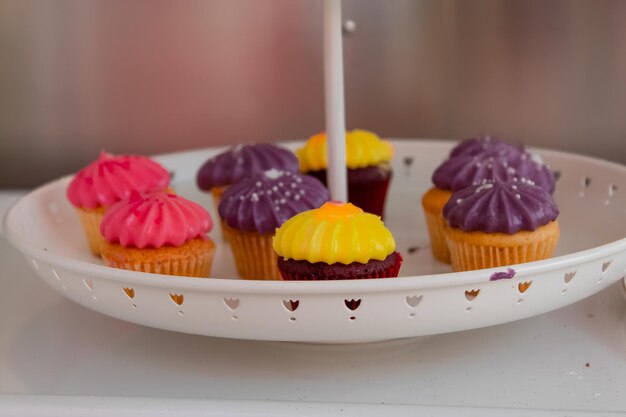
[3, 139, 626, 343]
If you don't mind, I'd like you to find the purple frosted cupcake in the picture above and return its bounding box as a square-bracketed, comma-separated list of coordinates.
[443, 180, 560, 271]
[423, 139, 556, 263]
[196, 143, 299, 238]
[218, 169, 330, 280]
[423, 147, 528, 263]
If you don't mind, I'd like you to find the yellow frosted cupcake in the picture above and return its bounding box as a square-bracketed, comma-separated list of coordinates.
[443, 180, 560, 272]
[297, 130, 394, 218]
[273, 201, 403, 280]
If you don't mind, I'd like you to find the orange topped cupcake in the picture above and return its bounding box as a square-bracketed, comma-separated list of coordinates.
[273, 201, 402, 280]
[296, 130, 394, 218]
[67, 151, 170, 255]
[100, 191, 215, 277]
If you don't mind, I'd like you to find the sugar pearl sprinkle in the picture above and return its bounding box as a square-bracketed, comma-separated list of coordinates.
[456, 198, 463, 204]
[229, 169, 314, 207]
[264, 168, 284, 180]
[475, 183, 494, 193]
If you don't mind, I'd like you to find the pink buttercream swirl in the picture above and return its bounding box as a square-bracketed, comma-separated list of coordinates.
[67, 151, 170, 209]
[100, 191, 213, 249]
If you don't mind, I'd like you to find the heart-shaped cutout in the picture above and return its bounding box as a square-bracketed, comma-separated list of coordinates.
[602, 260, 612, 272]
[344, 299, 361, 311]
[518, 281, 532, 293]
[283, 299, 299, 312]
[465, 289, 480, 301]
[564, 271, 576, 284]
[406, 295, 423, 307]
[123, 287, 135, 299]
[83, 278, 94, 291]
[224, 298, 240, 310]
[170, 293, 184, 306]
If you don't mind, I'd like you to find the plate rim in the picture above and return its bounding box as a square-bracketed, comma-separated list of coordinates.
[3, 139, 626, 295]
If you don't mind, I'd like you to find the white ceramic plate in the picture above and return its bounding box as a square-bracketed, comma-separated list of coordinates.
[4, 140, 626, 343]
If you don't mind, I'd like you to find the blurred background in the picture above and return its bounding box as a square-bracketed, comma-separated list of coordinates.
[1, 0, 625, 188]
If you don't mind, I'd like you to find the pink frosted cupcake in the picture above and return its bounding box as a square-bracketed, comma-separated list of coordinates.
[67, 151, 170, 256]
[100, 191, 216, 277]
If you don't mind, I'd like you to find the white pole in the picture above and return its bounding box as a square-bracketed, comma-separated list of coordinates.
[323, 0, 348, 202]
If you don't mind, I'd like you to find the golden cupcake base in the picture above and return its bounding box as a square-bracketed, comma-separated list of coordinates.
[445, 221, 560, 272]
[223, 224, 281, 280]
[101, 238, 216, 277]
[421, 187, 453, 264]
[76, 206, 107, 256]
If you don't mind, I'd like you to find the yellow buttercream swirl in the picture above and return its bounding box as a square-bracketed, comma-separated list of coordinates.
[273, 202, 396, 265]
[296, 129, 394, 172]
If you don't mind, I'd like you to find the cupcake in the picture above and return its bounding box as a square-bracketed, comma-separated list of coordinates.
[218, 169, 330, 280]
[100, 191, 216, 277]
[422, 146, 525, 263]
[296, 129, 394, 218]
[273, 201, 403, 280]
[443, 180, 560, 272]
[422, 138, 557, 264]
[67, 151, 170, 256]
[196, 143, 300, 236]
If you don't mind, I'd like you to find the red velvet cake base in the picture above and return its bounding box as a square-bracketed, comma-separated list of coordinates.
[277, 252, 403, 281]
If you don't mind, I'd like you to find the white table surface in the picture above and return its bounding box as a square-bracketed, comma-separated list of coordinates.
[1, 191, 626, 417]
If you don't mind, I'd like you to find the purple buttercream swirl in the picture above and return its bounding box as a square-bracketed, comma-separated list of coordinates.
[432, 149, 522, 191]
[433, 146, 556, 194]
[196, 143, 299, 190]
[515, 151, 556, 194]
[449, 135, 523, 158]
[443, 180, 559, 234]
[218, 169, 330, 234]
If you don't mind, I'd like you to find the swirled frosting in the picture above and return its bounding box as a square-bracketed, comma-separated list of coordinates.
[432, 149, 522, 191]
[196, 143, 299, 190]
[434, 146, 556, 194]
[444, 136, 556, 194]
[218, 169, 330, 234]
[67, 151, 170, 209]
[515, 151, 556, 194]
[273, 201, 396, 264]
[449, 135, 523, 158]
[100, 191, 213, 249]
[443, 180, 559, 234]
[296, 129, 394, 172]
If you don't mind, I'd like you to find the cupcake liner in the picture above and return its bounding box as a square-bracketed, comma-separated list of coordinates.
[101, 238, 216, 278]
[223, 224, 281, 280]
[210, 185, 229, 241]
[76, 206, 107, 256]
[279, 253, 403, 281]
[421, 187, 453, 264]
[445, 221, 560, 272]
